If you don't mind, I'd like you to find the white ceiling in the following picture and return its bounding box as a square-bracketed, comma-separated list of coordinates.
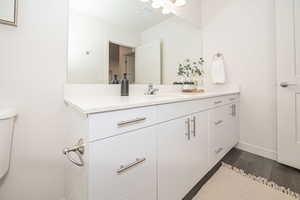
[70, 0, 172, 33]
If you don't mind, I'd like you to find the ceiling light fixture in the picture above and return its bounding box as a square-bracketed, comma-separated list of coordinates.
[162, 8, 171, 15]
[140, 0, 186, 15]
[152, 1, 162, 8]
[174, 0, 186, 7]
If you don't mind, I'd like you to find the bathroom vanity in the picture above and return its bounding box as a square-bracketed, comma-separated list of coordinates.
[64, 87, 240, 200]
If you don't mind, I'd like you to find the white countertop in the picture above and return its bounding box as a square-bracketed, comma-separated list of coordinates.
[64, 89, 240, 115]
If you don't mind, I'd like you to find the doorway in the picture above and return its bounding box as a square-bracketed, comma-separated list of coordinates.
[109, 42, 135, 84]
[276, 0, 300, 169]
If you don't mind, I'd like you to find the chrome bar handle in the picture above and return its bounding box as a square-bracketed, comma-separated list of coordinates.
[231, 104, 236, 116]
[117, 117, 146, 127]
[214, 120, 224, 126]
[63, 139, 85, 167]
[191, 116, 196, 137]
[214, 101, 223, 105]
[117, 158, 146, 174]
[185, 118, 191, 140]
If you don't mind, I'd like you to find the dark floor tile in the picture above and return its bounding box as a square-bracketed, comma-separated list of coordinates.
[224, 149, 273, 179]
[188, 148, 300, 200]
[222, 148, 242, 165]
[183, 162, 222, 200]
[270, 162, 300, 194]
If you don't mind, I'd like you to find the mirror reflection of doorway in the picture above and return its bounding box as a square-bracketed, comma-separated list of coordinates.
[109, 42, 135, 84]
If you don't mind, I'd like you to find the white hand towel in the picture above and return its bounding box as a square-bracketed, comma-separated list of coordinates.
[211, 57, 226, 84]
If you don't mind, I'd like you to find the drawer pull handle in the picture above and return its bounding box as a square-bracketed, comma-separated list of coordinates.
[214, 120, 224, 125]
[214, 101, 223, 105]
[231, 104, 237, 116]
[117, 158, 146, 174]
[215, 148, 224, 154]
[191, 116, 196, 137]
[117, 117, 146, 127]
[185, 118, 191, 140]
[229, 98, 236, 101]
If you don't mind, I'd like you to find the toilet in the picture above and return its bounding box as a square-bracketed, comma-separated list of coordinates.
[0, 108, 17, 179]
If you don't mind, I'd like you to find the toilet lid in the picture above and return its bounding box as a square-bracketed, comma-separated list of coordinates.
[0, 108, 17, 120]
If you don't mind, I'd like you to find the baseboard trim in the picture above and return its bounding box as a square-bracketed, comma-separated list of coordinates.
[236, 142, 277, 161]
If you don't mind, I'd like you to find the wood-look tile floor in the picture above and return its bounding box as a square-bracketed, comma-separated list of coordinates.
[222, 148, 300, 194]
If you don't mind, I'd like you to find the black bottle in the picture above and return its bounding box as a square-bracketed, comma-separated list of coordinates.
[112, 74, 119, 84]
[121, 73, 129, 96]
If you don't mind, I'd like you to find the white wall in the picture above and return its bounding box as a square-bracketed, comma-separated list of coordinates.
[141, 17, 203, 85]
[68, 11, 140, 84]
[202, 0, 277, 159]
[0, 1, 279, 199]
[0, 0, 68, 199]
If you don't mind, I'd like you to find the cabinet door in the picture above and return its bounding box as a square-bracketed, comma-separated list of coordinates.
[221, 103, 240, 151]
[190, 111, 209, 184]
[157, 116, 192, 200]
[226, 103, 239, 148]
[89, 127, 156, 200]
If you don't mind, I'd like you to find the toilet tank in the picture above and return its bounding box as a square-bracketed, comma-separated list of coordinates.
[0, 108, 17, 179]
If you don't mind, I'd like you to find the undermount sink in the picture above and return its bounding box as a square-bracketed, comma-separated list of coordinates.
[144, 92, 206, 99]
[144, 93, 185, 98]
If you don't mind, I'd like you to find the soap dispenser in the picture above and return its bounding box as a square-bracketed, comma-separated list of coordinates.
[112, 74, 119, 84]
[121, 73, 129, 96]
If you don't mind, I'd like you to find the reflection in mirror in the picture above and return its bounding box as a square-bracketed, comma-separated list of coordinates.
[109, 42, 135, 84]
[68, 0, 202, 85]
[0, 0, 17, 26]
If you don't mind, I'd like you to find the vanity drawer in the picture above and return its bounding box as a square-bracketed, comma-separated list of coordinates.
[157, 99, 211, 122]
[210, 94, 240, 107]
[225, 94, 240, 104]
[88, 127, 156, 200]
[209, 103, 238, 166]
[89, 106, 157, 140]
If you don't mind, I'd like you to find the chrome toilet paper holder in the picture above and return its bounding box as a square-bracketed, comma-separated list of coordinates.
[63, 139, 85, 167]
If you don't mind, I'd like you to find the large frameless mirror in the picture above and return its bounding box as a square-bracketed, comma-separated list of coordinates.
[68, 0, 203, 85]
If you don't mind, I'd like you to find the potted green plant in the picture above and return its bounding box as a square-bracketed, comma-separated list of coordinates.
[177, 58, 205, 91]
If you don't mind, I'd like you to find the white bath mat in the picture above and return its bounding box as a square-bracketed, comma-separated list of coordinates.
[194, 163, 300, 200]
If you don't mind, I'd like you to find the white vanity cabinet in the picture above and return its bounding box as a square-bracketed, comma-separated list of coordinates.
[157, 111, 209, 200]
[64, 93, 240, 200]
[157, 116, 195, 200]
[89, 126, 157, 200]
[209, 102, 240, 166]
[190, 112, 210, 184]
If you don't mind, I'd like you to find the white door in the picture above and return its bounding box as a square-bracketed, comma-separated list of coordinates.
[135, 40, 161, 84]
[157, 116, 192, 200]
[276, 0, 300, 169]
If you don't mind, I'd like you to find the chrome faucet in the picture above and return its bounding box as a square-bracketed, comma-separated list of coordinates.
[145, 83, 159, 95]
